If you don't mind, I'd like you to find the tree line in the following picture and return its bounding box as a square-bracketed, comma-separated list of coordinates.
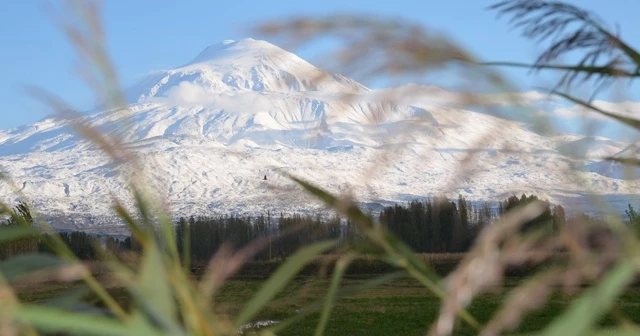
[0, 201, 131, 260]
[0, 194, 617, 263]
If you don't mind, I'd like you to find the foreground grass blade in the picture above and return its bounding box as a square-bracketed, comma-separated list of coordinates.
[0, 253, 66, 282]
[287, 175, 373, 227]
[132, 242, 179, 333]
[113, 200, 148, 249]
[14, 305, 160, 336]
[552, 91, 640, 131]
[314, 254, 356, 336]
[585, 328, 640, 336]
[287, 174, 481, 330]
[265, 271, 407, 334]
[233, 240, 337, 329]
[594, 24, 640, 70]
[480, 62, 639, 78]
[541, 261, 636, 336]
[0, 226, 37, 244]
[517, 327, 640, 336]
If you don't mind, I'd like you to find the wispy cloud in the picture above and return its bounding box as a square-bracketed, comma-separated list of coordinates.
[165, 82, 217, 105]
[369, 84, 562, 108]
[551, 100, 640, 121]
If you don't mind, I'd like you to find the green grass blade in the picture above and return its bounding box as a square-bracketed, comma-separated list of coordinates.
[132, 188, 153, 229]
[380, 229, 441, 282]
[586, 328, 640, 336]
[233, 240, 337, 329]
[314, 254, 356, 336]
[41, 287, 90, 308]
[134, 242, 177, 329]
[541, 261, 636, 336]
[0, 253, 67, 282]
[128, 286, 186, 336]
[0, 226, 38, 244]
[516, 327, 640, 336]
[288, 174, 373, 228]
[157, 211, 179, 261]
[379, 229, 482, 331]
[265, 271, 407, 334]
[14, 305, 160, 336]
[113, 200, 147, 249]
[287, 174, 480, 330]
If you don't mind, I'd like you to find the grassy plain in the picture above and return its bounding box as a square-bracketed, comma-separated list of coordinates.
[17, 272, 640, 336]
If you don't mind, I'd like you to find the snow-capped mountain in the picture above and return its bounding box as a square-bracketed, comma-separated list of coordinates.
[126, 39, 368, 103]
[1, 38, 638, 233]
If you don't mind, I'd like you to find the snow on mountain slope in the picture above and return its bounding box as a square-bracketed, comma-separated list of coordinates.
[126, 38, 368, 103]
[1, 38, 639, 232]
[555, 136, 626, 159]
[584, 143, 640, 180]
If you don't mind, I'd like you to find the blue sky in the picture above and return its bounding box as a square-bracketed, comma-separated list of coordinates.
[1, 0, 639, 140]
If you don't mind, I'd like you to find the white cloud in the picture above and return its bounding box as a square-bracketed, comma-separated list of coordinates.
[165, 81, 217, 105]
[369, 85, 561, 108]
[552, 100, 640, 121]
[163, 81, 639, 127]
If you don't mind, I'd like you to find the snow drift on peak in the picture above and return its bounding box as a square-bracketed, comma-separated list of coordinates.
[126, 38, 368, 103]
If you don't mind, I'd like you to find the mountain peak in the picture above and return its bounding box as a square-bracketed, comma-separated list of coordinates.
[186, 38, 280, 66]
[126, 38, 368, 103]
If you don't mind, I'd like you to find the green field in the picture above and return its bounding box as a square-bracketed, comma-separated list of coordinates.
[17, 275, 640, 336]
